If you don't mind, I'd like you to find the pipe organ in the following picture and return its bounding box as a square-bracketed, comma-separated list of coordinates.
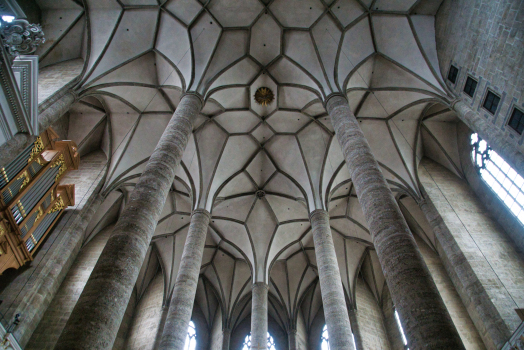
[0, 128, 79, 274]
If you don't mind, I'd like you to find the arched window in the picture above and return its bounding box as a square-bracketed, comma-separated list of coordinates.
[184, 321, 197, 350]
[321, 324, 356, 349]
[241, 332, 277, 350]
[471, 133, 524, 224]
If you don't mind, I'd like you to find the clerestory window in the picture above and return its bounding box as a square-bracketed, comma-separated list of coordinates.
[471, 133, 524, 225]
[508, 107, 524, 135]
[447, 65, 459, 84]
[482, 91, 500, 115]
[184, 321, 197, 350]
[463, 77, 478, 97]
[242, 332, 277, 350]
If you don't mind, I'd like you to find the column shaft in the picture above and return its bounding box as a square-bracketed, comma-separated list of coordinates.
[310, 210, 355, 350]
[251, 282, 268, 350]
[453, 100, 524, 176]
[327, 95, 464, 350]
[222, 328, 231, 350]
[158, 209, 210, 350]
[55, 94, 202, 350]
[287, 330, 297, 350]
[38, 91, 75, 131]
[348, 309, 363, 350]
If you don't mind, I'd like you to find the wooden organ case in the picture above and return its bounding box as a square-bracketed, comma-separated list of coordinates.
[0, 128, 79, 274]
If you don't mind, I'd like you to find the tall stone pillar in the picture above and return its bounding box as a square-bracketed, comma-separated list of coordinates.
[251, 282, 268, 350]
[222, 328, 231, 350]
[287, 329, 297, 350]
[347, 309, 363, 350]
[452, 99, 524, 176]
[55, 93, 203, 350]
[158, 209, 210, 350]
[326, 95, 464, 350]
[38, 91, 75, 131]
[310, 210, 355, 350]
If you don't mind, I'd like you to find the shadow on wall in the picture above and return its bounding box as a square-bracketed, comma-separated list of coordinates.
[38, 59, 83, 104]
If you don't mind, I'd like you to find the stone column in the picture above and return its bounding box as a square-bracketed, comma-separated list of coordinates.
[418, 189, 512, 349]
[222, 328, 231, 350]
[251, 282, 268, 350]
[55, 93, 203, 350]
[38, 91, 75, 131]
[158, 209, 210, 350]
[326, 95, 464, 350]
[348, 309, 363, 350]
[452, 99, 524, 176]
[287, 329, 297, 350]
[310, 209, 355, 350]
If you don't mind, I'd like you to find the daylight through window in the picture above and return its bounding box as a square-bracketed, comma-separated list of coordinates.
[394, 310, 409, 349]
[320, 324, 355, 350]
[184, 321, 197, 350]
[471, 133, 524, 225]
[242, 332, 276, 350]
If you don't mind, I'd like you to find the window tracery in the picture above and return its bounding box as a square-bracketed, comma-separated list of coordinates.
[321, 325, 330, 350]
[471, 133, 524, 225]
[241, 332, 277, 350]
[183, 321, 197, 350]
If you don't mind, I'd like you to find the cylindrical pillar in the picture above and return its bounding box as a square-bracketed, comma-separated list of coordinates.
[310, 210, 355, 350]
[326, 95, 464, 350]
[158, 209, 210, 350]
[348, 309, 363, 350]
[55, 93, 203, 350]
[222, 328, 231, 350]
[287, 329, 297, 350]
[251, 282, 268, 350]
[452, 99, 524, 176]
[38, 91, 75, 131]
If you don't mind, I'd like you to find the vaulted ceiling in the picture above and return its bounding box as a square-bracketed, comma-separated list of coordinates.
[38, 0, 466, 332]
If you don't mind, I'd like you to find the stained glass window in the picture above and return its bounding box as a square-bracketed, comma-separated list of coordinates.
[184, 321, 197, 350]
[242, 332, 276, 350]
[471, 133, 524, 225]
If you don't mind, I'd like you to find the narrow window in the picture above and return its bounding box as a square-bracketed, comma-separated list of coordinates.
[242, 332, 277, 350]
[394, 310, 409, 349]
[508, 107, 524, 135]
[471, 133, 524, 225]
[184, 321, 197, 350]
[463, 77, 478, 97]
[447, 65, 458, 83]
[483, 91, 500, 114]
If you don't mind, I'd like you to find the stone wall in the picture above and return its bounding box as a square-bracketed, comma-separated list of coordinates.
[125, 271, 164, 350]
[209, 306, 223, 350]
[415, 235, 486, 349]
[354, 277, 391, 350]
[38, 59, 83, 104]
[419, 157, 524, 348]
[25, 224, 113, 349]
[296, 309, 308, 350]
[436, 0, 524, 150]
[0, 150, 107, 347]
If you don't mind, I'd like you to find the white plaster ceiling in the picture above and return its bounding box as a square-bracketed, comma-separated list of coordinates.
[38, 0, 469, 326]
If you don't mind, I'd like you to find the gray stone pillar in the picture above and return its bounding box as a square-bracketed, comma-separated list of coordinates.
[287, 329, 297, 350]
[418, 189, 511, 349]
[38, 91, 75, 131]
[222, 328, 231, 350]
[310, 210, 355, 350]
[452, 99, 524, 176]
[55, 93, 203, 350]
[158, 209, 210, 350]
[251, 282, 268, 350]
[326, 95, 464, 350]
[348, 309, 363, 350]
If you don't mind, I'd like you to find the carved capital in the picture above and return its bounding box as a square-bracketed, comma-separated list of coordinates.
[1, 19, 45, 57]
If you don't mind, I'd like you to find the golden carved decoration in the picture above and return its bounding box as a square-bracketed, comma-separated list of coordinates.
[28, 137, 44, 164]
[17, 172, 30, 190]
[34, 208, 43, 223]
[1, 168, 9, 183]
[51, 154, 67, 182]
[254, 87, 275, 106]
[50, 196, 65, 213]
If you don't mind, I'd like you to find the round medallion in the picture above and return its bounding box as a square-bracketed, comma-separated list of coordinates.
[254, 87, 274, 106]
